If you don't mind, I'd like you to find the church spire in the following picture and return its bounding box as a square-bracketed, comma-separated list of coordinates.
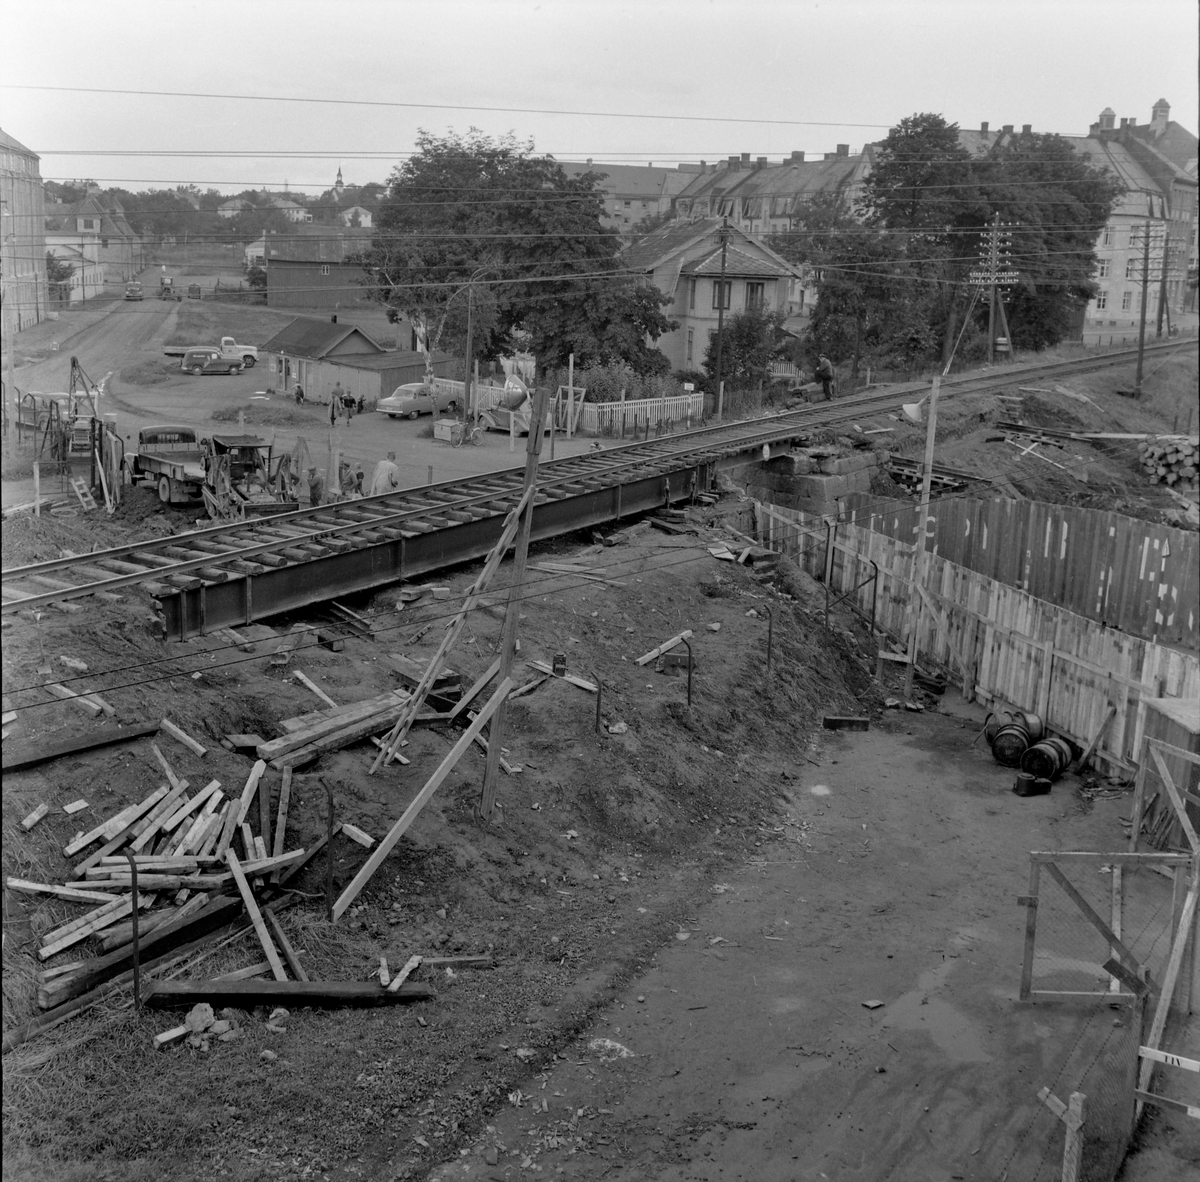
[335, 166, 344, 193]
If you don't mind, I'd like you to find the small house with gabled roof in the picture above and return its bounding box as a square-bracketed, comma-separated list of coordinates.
[260, 315, 454, 406]
[624, 218, 803, 371]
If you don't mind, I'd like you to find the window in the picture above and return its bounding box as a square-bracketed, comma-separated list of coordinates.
[686, 328, 694, 365]
[745, 282, 765, 310]
[1097, 259, 1110, 278]
[711, 280, 731, 310]
[1121, 291, 1133, 310]
[688, 278, 696, 310]
[1101, 227, 1112, 246]
[320, 265, 331, 276]
[623, 200, 631, 208]
[82, 218, 97, 230]
[1125, 259, 1137, 279]
[1095, 291, 1107, 309]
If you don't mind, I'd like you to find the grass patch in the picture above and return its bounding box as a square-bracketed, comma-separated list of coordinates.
[119, 358, 175, 386]
[163, 303, 303, 350]
[210, 403, 328, 427]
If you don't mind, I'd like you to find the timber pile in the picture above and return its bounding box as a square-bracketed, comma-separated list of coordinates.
[6, 745, 333, 1024]
[1138, 436, 1198, 488]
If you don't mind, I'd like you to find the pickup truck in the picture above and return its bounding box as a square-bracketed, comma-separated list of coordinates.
[123, 425, 207, 504]
[162, 336, 258, 367]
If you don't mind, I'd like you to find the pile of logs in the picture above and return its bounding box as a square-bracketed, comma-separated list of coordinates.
[1138, 436, 1199, 488]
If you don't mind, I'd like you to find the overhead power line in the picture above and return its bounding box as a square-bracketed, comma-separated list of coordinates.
[1, 83, 895, 130]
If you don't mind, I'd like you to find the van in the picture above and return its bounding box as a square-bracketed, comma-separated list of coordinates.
[181, 349, 243, 376]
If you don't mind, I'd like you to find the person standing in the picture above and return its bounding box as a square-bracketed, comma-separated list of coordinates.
[307, 467, 325, 507]
[815, 354, 835, 401]
[370, 451, 400, 495]
[292, 381, 305, 404]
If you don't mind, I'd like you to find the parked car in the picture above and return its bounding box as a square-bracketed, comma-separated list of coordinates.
[181, 348, 243, 376]
[376, 382, 458, 420]
[124, 282, 144, 301]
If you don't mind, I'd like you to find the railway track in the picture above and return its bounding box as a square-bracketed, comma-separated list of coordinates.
[1, 341, 1181, 639]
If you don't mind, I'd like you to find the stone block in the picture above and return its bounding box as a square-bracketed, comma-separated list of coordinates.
[818, 452, 878, 476]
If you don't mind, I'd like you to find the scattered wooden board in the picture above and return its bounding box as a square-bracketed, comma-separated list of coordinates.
[387, 954, 422, 992]
[1, 720, 160, 773]
[225, 850, 288, 982]
[145, 979, 433, 1008]
[526, 660, 597, 693]
[635, 631, 694, 666]
[6, 878, 122, 905]
[20, 804, 50, 830]
[160, 719, 207, 758]
[340, 823, 374, 848]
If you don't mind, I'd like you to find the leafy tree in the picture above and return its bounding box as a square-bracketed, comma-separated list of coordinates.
[46, 252, 75, 302]
[970, 132, 1122, 349]
[246, 266, 267, 291]
[357, 130, 675, 377]
[768, 192, 858, 268]
[701, 307, 787, 389]
[44, 180, 91, 204]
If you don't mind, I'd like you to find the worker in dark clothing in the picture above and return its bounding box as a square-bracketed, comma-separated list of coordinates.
[307, 467, 325, 507]
[815, 354, 835, 401]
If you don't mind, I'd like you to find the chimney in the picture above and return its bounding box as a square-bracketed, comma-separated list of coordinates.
[586, 158, 593, 166]
[740, 152, 751, 164]
[647, 161, 653, 167]
[728, 155, 740, 170]
[1002, 124, 1014, 135]
[1119, 118, 1128, 129]
[756, 156, 767, 169]
[980, 121, 989, 137]
[790, 150, 805, 162]
[1021, 124, 1031, 135]
[1151, 98, 1170, 133]
[836, 143, 849, 157]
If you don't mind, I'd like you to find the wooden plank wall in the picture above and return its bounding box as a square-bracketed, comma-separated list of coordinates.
[837, 495, 1199, 649]
[756, 501, 1200, 777]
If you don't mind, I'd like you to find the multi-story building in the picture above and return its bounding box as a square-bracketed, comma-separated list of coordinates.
[1071, 102, 1198, 341]
[623, 217, 801, 372]
[558, 161, 700, 232]
[44, 196, 106, 304]
[263, 226, 373, 311]
[0, 127, 48, 331]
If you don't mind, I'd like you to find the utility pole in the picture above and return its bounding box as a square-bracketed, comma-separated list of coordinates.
[905, 376, 940, 699]
[713, 218, 729, 414]
[1134, 206, 1152, 395]
[479, 386, 550, 822]
[462, 284, 473, 425]
[1155, 228, 1170, 339]
[987, 214, 998, 365]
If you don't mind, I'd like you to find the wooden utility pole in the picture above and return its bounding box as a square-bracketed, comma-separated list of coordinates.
[905, 376, 940, 698]
[479, 386, 550, 821]
[713, 218, 729, 407]
[462, 285, 473, 425]
[1135, 208, 1152, 395]
[1155, 228, 1170, 338]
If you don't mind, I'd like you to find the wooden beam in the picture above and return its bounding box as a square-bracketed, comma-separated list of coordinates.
[370, 483, 537, 772]
[225, 850, 288, 982]
[1043, 861, 1143, 974]
[1075, 705, 1116, 772]
[526, 660, 598, 693]
[271, 766, 292, 885]
[448, 656, 502, 720]
[7, 878, 121, 905]
[386, 954, 422, 993]
[144, 979, 433, 1008]
[2, 720, 161, 773]
[150, 743, 187, 792]
[63, 786, 169, 857]
[636, 631, 694, 667]
[160, 719, 207, 758]
[336, 678, 513, 919]
[263, 905, 309, 982]
[1147, 742, 1200, 854]
[293, 670, 338, 709]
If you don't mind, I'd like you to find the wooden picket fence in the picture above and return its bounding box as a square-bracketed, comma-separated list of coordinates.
[753, 501, 1200, 775]
[577, 393, 705, 436]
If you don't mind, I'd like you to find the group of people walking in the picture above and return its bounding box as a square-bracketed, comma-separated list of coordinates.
[289, 380, 363, 420]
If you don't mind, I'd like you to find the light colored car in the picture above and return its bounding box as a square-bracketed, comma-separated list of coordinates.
[376, 382, 458, 420]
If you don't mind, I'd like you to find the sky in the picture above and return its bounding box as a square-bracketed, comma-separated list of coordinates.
[1, 0, 1196, 196]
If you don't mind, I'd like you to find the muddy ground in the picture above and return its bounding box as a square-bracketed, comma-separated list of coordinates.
[2, 492, 1196, 1181]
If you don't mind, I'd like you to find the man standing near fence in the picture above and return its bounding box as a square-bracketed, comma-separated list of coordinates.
[370, 451, 400, 496]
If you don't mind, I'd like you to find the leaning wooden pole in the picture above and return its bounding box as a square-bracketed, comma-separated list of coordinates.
[369, 482, 537, 773]
[479, 387, 550, 821]
[905, 375, 940, 698]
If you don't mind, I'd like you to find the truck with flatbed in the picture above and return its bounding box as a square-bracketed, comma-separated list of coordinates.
[162, 336, 258, 367]
[124, 425, 298, 518]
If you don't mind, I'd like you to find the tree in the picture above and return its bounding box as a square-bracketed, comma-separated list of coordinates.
[357, 130, 675, 377]
[46, 252, 75, 302]
[971, 132, 1122, 349]
[701, 307, 787, 389]
[768, 192, 858, 268]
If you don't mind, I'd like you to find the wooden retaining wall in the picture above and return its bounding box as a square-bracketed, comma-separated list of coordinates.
[754, 501, 1200, 776]
[836, 495, 1199, 650]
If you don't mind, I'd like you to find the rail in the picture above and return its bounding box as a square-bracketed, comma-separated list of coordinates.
[2, 341, 1179, 640]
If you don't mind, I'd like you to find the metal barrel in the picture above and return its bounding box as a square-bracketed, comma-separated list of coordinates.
[991, 725, 1031, 767]
[1020, 736, 1074, 781]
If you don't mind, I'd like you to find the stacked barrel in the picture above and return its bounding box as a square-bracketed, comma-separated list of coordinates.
[1138, 436, 1199, 488]
[985, 709, 1077, 795]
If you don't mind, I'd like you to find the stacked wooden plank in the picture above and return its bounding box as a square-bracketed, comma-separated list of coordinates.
[1138, 436, 1198, 488]
[257, 689, 421, 769]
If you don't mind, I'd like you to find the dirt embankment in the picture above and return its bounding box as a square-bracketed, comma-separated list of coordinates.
[1, 504, 894, 1181]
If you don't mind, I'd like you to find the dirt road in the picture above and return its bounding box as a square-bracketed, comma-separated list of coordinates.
[426, 713, 1183, 1182]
